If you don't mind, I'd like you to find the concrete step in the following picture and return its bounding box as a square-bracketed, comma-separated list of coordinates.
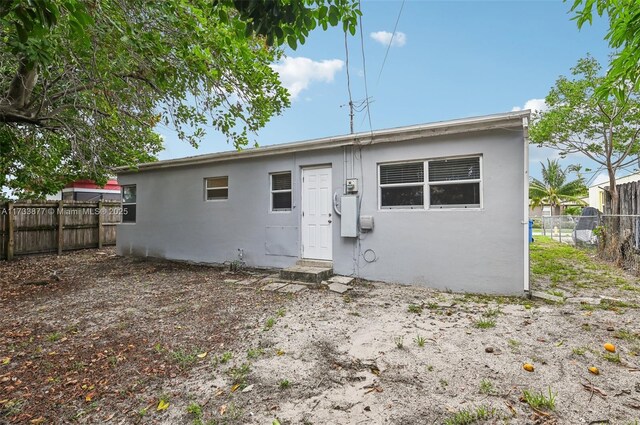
[296, 259, 333, 268]
[280, 265, 333, 284]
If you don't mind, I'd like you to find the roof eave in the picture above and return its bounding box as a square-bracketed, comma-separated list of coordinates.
[115, 110, 530, 175]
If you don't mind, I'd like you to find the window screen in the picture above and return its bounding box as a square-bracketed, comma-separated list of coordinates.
[122, 185, 137, 223]
[205, 176, 228, 200]
[379, 162, 424, 208]
[271, 172, 292, 211]
[429, 157, 480, 182]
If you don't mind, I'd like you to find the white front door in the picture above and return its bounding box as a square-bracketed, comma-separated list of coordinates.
[301, 166, 333, 260]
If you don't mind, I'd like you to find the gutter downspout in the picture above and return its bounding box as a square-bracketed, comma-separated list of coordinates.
[522, 116, 531, 296]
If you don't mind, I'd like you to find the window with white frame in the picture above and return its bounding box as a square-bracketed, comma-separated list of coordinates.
[122, 185, 137, 223]
[379, 162, 425, 208]
[205, 176, 228, 200]
[271, 172, 292, 211]
[379, 156, 481, 209]
[428, 157, 481, 208]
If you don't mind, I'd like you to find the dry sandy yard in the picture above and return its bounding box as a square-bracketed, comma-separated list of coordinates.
[2, 238, 640, 424]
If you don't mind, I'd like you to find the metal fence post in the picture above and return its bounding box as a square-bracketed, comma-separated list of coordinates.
[6, 202, 14, 260]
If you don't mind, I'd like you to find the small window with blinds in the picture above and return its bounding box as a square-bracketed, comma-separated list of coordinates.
[205, 176, 228, 200]
[271, 172, 292, 211]
[428, 157, 481, 208]
[379, 162, 425, 208]
[378, 156, 482, 210]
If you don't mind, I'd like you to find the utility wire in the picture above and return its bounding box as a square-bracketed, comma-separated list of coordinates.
[376, 0, 405, 86]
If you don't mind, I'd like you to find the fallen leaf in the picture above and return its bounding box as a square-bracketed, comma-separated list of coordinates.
[1, 357, 9, 365]
[157, 399, 169, 411]
[85, 392, 96, 402]
[273, 420, 281, 425]
[30, 417, 45, 425]
[219, 404, 227, 415]
[230, 384, 240, 392]
[197, 352, 207, 359]
[276, 349, 285, 356]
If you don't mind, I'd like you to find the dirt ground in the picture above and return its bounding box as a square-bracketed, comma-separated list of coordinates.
[3, 240, 640, 424]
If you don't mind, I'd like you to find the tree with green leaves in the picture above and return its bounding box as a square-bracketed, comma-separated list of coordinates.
[529, 56, 640, 215]
[530, 159, 587, 215]
[569, 0, 640, 92]
[0, 0, 360, 198]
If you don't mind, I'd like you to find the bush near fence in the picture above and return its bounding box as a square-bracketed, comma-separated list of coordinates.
[0, 200, 121, 260]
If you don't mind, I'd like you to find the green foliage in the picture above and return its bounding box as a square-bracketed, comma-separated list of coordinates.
[0, 0, 360, 197]
[529, 56, 640, 214]
[473, 318, 496, 329]
[529, 159, 587, 213]
[569, 0, 640, 92]
[522, 387, 556, 411]
[407, 304, 423, 314]
[443, 405, 495, 425]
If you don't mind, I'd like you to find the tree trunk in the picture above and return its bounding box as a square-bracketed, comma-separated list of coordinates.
[608, 170, 618, 215]
[5, 62, 38, 110]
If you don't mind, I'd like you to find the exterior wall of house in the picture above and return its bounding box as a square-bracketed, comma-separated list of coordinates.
[588, 173, 640, 212]
[117, 127, 526, 294]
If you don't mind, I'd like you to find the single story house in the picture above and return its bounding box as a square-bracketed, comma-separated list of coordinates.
[116, 111, 531, 295]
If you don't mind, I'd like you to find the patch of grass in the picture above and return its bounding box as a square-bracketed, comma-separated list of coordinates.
[394, 335, 404, 349]
[414, 335, 427, 347]
[479, 379, 494, 395]
[614, 329, 637, 341]
[602, 352, 621, 363]
[348, 311, 361, 317]
[171, 348, 199, 369]
[247, 348, 264, 359]
[443, 405, 495, 425]
[473, 318, 496, 329]
[278, 379, 291, 389]
[47, 332, 62, 342]
[482, 307, 501, 318]
[264, 317, 276, 331]
[426, 302, 439, 310]
[0, 399, 24, 417]
[546, 289, 564, 298]
[187, 402, 203, 422]
[522, 387, 556, 411]
[572, 346, 587, 356]
[407, 304, 423, 314]
[530, 237, 634, 291]
[276, 307, 286, 317]
[507, 339, 520, 350]
[229, 363, 251, 386]
[440, 379, 448, 387]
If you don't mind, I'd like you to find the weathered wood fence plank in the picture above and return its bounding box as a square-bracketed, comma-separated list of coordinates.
[0, 200, 120, 260]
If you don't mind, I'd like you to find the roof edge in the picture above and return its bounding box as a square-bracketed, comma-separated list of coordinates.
[116, 110, 530, 174]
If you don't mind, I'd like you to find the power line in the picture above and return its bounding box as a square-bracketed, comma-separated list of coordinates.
[376, 0, 406, 86]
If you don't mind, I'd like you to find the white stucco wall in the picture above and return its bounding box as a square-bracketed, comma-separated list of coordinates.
[117, 127, 526, 294]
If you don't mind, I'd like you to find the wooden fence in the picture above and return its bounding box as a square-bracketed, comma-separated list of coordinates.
[0, 200, 121, 260]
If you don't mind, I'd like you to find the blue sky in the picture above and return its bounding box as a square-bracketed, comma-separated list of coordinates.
[157, 0, 615, 183]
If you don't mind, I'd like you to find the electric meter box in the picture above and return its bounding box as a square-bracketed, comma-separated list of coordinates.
[346, 178, 358, 194]
[341, 196, 358, 237]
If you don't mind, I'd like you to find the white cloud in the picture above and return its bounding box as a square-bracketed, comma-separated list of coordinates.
[370, 31, 407, 47]
[512, 98, 547, 113]
[270, 57, 344, 100]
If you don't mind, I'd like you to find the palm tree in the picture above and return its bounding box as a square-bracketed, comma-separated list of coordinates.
[530, 159, 588, 215]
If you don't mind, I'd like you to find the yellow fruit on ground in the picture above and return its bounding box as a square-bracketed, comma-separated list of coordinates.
[588, 366, 600, 375]
[523, 363, 534, 372]
[604, 343, 616, 353]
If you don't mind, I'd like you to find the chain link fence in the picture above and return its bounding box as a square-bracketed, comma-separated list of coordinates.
[530, 215, 581, 244]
